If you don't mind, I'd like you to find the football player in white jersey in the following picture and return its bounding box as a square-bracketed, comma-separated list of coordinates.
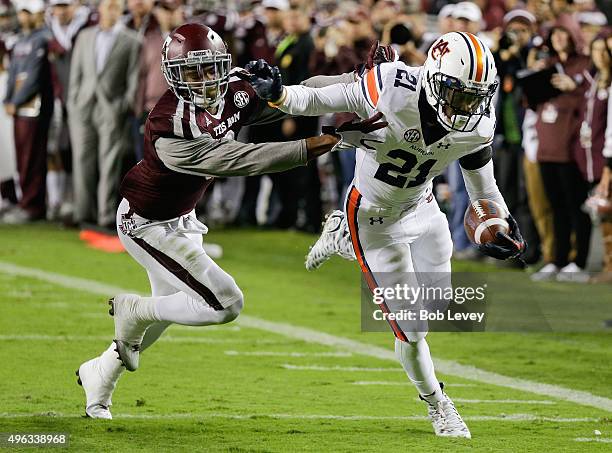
[245, 33, 525, 438]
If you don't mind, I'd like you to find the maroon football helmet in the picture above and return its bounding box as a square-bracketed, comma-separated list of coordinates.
[161, 23, 231, 108]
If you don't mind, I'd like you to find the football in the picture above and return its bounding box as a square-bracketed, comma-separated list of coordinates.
[464, 199, 510, 245]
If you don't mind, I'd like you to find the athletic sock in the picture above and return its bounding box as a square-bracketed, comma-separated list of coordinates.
[98, 344, 124, 384]
[141, 292, 233, 326]
[395, 337, 443, 404]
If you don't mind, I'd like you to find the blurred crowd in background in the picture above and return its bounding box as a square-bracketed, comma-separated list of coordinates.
[0, 0, 611, 282]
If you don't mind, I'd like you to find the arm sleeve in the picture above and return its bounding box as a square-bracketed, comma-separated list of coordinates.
[10, 37, 46, 106]
[155, 134, 308, 177]
[278, 81, 371, 119]
[460, 156, 509, 214]
[245, 98, 288, 125]
[301, 72, 357, 88]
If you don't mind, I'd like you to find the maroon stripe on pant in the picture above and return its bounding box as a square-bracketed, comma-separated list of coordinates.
[129, 235, 224, 311]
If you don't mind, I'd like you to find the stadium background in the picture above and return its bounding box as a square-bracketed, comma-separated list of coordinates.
[0, 0, 611, 451]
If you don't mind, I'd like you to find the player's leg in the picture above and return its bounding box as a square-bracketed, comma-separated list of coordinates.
[76, 270, 177, 419]
[346, 188, 469, 437]
[345, 187, 438, 396]
[345, 188, 442, 398]
[408, 199, 471, 438]
[111, 203, 243, 371]
[405, 199, 453, 403]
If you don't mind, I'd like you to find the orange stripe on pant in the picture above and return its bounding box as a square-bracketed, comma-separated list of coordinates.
[345, 187, 409, 342]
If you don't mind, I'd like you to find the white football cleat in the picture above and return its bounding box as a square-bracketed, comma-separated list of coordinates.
[305, 210, 356, 271]
[108, 294, 150, 372]
[421, 387, 471, 438]
[76, 358, 114, 419]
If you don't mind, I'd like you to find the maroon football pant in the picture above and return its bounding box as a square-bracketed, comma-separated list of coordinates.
[14, 115, 49, 218]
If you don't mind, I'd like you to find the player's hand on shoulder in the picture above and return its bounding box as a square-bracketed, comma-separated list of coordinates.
[478, 214, 526, 261]
[241, 59, 284, 103]
[322, 112, 388, 151]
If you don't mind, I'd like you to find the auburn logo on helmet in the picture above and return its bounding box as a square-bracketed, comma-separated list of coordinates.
[431, 39, 450, 60]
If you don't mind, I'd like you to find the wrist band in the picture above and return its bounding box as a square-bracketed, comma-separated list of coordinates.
[267, 88, 287, 108]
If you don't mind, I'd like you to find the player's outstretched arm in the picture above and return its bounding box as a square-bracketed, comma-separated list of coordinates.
[300, 41, 398, 89]
[153, 114, 386, 178]
[459, 147, 526, 260]
[240, 59, 369, 118]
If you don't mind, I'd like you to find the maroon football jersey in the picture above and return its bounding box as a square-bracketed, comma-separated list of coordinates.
[120, 72, 268, 220]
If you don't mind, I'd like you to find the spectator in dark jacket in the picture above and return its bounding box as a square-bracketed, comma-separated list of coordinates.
[268, 5, 321, 232]
[532, 13, 592, 281]
[2, 0, 53, 224]
[493, 9, 542, 265]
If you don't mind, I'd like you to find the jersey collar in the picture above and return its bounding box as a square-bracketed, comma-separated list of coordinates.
[418, 88, 450, 146]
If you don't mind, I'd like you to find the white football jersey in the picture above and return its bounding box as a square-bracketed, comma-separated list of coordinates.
[281, 61, 496, 209]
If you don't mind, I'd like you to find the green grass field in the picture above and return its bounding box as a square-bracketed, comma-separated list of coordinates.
[0, 224, 611, 452]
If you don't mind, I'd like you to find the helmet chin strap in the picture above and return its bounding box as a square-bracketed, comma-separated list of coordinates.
[437, 103, 473, 132]
[192, 92, 220, 110]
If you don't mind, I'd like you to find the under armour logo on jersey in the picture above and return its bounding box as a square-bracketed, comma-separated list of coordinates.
[205, 116, 212, 127]
[234, 91, 249, 108]
[403, 129, 421, 143]
[437, 142, 451, 149]
[369, 217, 384, 225]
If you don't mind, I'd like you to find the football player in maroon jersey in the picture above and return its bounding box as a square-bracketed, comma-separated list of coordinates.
[75, 22, 387, 419]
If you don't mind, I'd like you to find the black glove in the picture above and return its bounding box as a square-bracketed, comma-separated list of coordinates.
[478, 214, 527, 260]
[322, 112, 388, 151]
[241, 59, 284, 102]
[355, 41, 398, 77]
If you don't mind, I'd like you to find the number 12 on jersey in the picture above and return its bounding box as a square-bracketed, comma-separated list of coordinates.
[374, 149, 437, 189]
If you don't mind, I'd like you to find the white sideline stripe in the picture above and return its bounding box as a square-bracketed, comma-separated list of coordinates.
[574, 438, 612, 443]
[0, 412, 599, 423]
[283, 364, 401, 372]
[353, 381, 475, 387]
[453, 399, 556, 405]
[1, 260, 611, 413]
[224, 350, 352, 357]
[0, 334, 260, 345]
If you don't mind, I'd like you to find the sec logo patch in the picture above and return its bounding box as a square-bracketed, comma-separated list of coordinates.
[234, 91, 249, 108]
[404, 129, 421, 142]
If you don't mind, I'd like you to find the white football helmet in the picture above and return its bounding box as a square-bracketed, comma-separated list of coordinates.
[423, 32, 498, 132]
